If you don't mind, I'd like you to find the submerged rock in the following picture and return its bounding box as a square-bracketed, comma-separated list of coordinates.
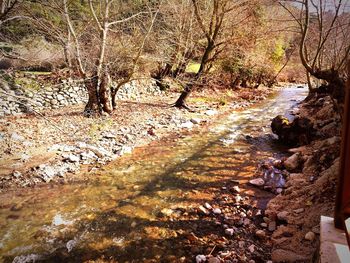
[249, 178, 265, 187]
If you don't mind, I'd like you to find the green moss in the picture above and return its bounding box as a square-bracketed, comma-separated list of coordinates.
[186, 62, 201, 73]
[14, 77, 41, 90]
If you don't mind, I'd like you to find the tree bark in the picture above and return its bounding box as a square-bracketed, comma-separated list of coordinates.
[174, 40, 214, 108]
[84, 77, 100, 116]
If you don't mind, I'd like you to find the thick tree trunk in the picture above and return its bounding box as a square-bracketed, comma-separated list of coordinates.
[99, 71, 113, 114]
[84, 77, 100, 116]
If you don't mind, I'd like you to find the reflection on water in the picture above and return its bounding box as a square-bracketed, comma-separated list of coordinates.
[0, 86, 308, 262]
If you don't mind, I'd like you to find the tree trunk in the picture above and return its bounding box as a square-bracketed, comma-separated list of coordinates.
[306, 70, 313, 92]
[84, 77, 100, 116]
[99, 70, 113, 114]
[174, 41, 214, 108]
[174, 83, 193, 108]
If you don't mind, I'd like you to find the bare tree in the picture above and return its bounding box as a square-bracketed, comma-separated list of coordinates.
[174, 0, 251, 109]
[279, 0, 350, 99]
[62, 0, 158, 116]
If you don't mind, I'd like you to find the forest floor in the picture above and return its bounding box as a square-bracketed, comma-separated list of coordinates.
[0, 85, 273, 193]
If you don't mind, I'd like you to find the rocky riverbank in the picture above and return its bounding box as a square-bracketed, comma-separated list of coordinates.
[248, 91, 342, 262]
[0, 83, 274, 193]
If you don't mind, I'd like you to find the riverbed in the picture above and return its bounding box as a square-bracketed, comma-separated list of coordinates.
[0, 85, 308, 262]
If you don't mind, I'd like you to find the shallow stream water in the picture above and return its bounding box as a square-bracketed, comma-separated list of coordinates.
[0, 85, 308, 262]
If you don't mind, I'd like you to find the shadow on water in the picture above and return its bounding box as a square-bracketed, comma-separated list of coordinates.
[0, 85, 308, 262]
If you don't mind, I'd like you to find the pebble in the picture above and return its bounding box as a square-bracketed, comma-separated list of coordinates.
[260, 223, 267, 228]
[225, 228, 235, 236]
[304, 231, 316, 241]
[205, 109, 218, 116]
[190, 118, 201, 124]
[232, 186, 241, 193]
[248, 244, 255, 253]
[268, 221, 277, 232]
[66, 239, 77, 252]
[12, 171, 22, 178]
[249, 178, 265, 187]
[198, 206, 210, 215]
[180, 121, 194, 129]
[196, 254, 206, 263]
[243, 218, 251, 226]
[66, 154, 80, 163]
[276, 188, 283, 194]
[213, 208, 222, 214]
[255, 230, 266, 239]
[204, 203, 212, 210]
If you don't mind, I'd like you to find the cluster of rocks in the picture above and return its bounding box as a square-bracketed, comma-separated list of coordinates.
[113, 79, 162, 101]
[1, 109, 209, 189]
[158, 182, 274, 262]
[256, 93, 342, 262]
[0, 79, 88, 116]
[0, 77, 162, 116]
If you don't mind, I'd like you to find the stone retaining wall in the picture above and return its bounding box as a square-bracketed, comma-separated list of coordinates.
[0, 78, 161, 116]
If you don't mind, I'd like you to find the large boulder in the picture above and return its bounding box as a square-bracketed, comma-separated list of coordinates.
[271, 115, 315, 146]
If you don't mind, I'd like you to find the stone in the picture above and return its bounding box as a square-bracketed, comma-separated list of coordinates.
[39, 165, 57, 182]
[12, 171, 22, 178]
[304, 231, 316, 241]
[243, 218, 251, 226]
[103, 132, 117, 139]
[196, 255, 206, 263]
[180, 121, 194, 129]
[199, 206, 210, 215]
[255, 230, 266, 239]
[80, 151, 97, 160]
[276, 188, 283, 194]
[260, 223, 268, 228]
[232, 186, 241, 193]
[284, 153, 300, 171]
[50, 99, 58, 105]
[277, 211, 289, 221]
[213, 208, 222, 214]
[66, 239, 77, 253]
[80, 144, 110, 158]
[268, 221, 277, 232]
[11, 132, 24, 141]
[205, 109, 218, 116]
[225, 228, 235, 236]
[190, 118, 201, 124]
[248, 244, 255, 253]
[204, 203, 212, 210]
[120, 146, 133, 155]
[65, 154, 80, 163]
[249, 178, 265, 187]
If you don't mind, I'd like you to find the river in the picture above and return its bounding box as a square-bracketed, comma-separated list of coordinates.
[0, 85, 308, 262]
